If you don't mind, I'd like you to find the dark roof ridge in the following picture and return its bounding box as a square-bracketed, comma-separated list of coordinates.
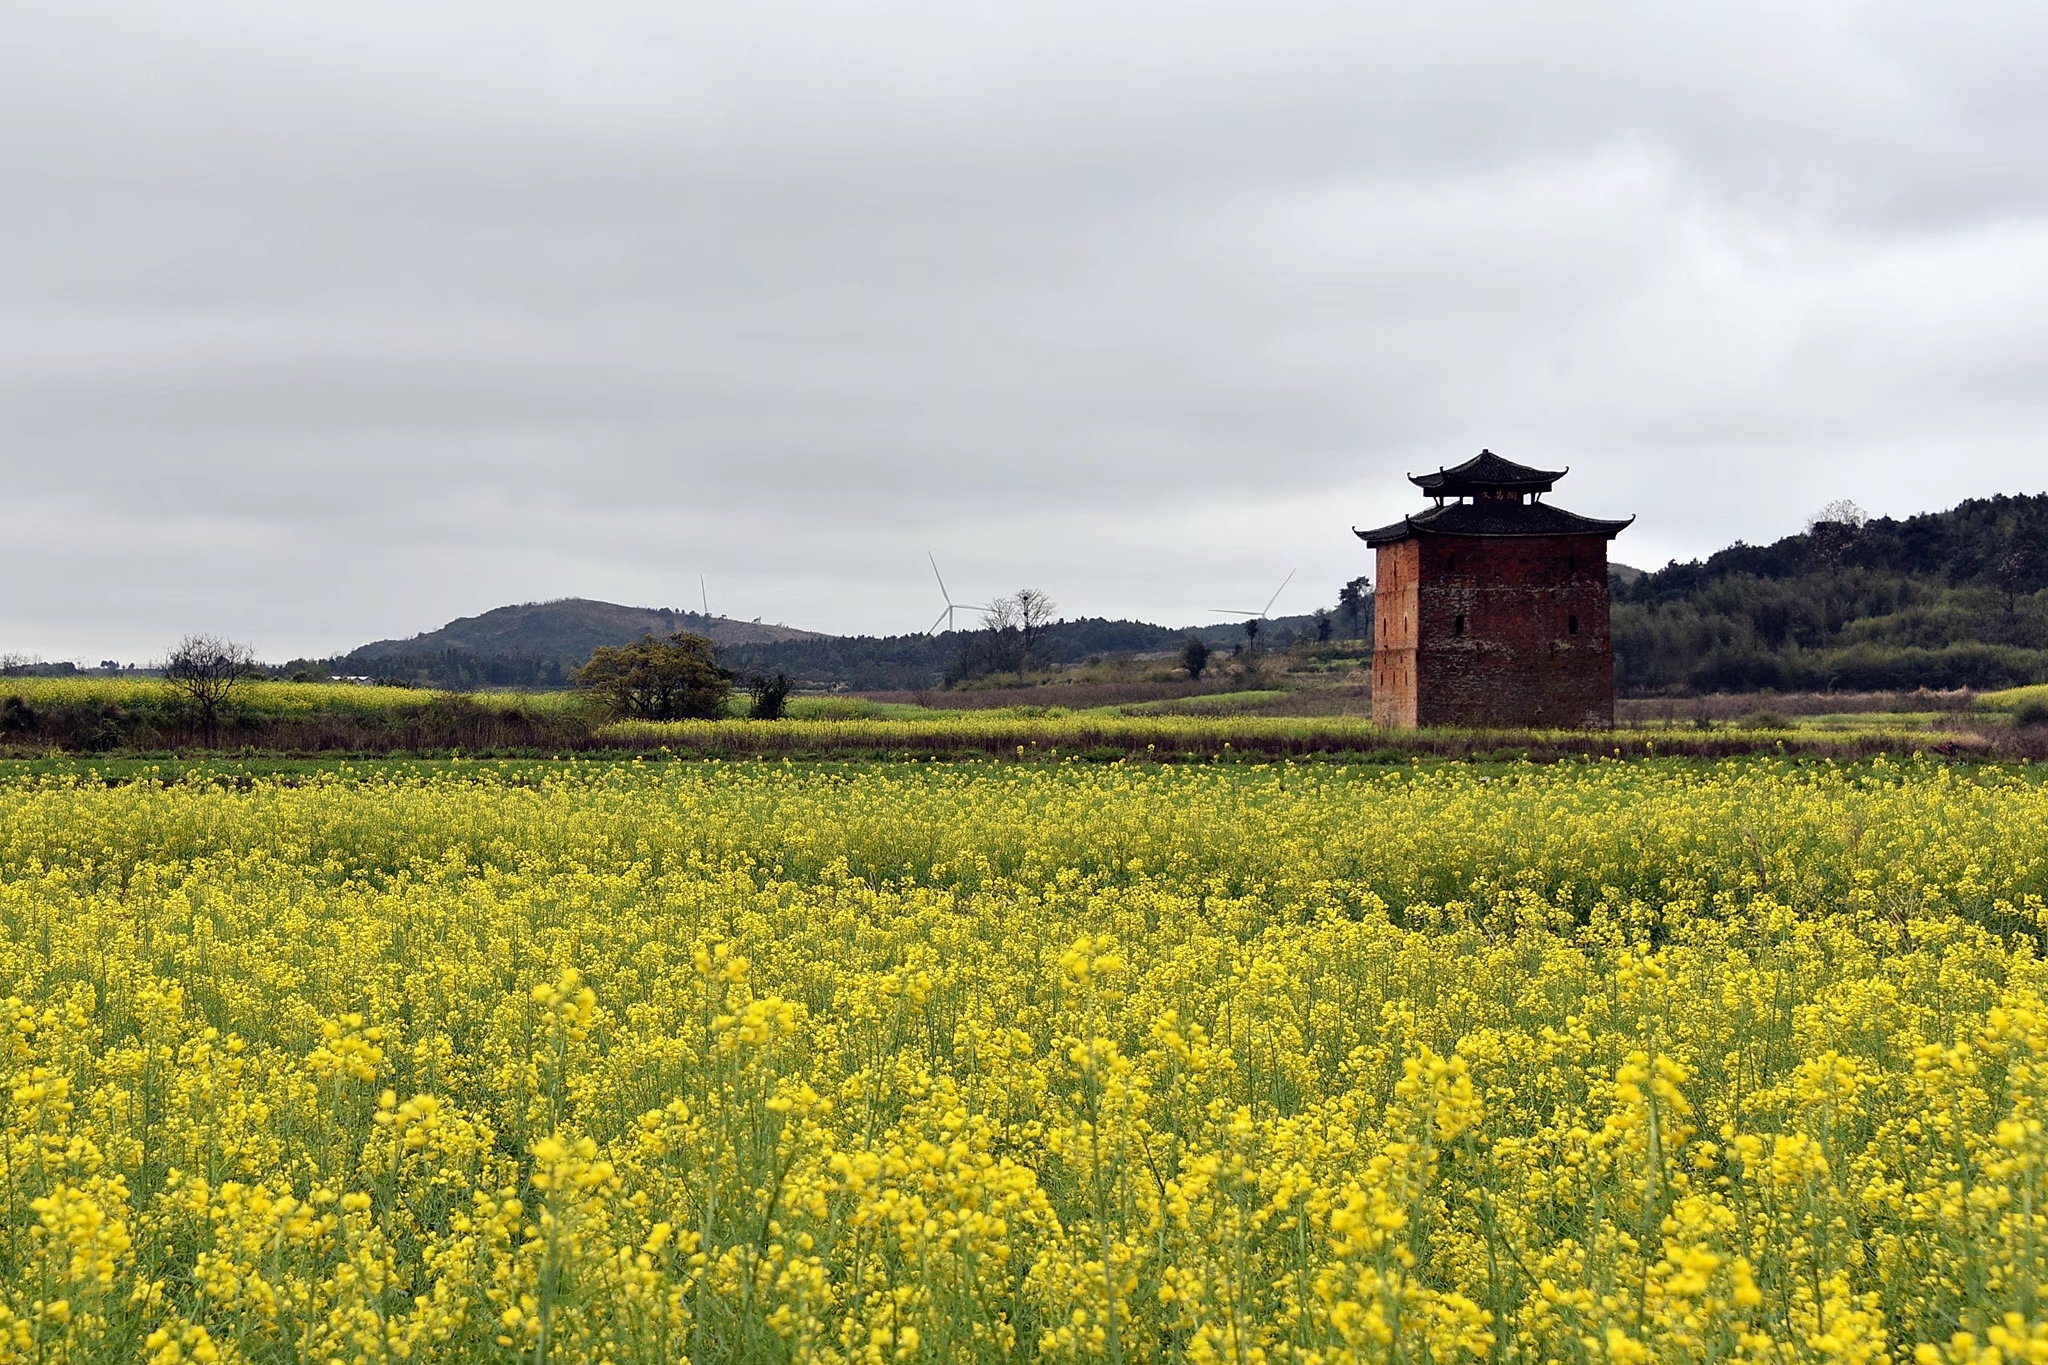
[1353, 500, 1634, 547]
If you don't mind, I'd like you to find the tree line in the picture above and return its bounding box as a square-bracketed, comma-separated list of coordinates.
[1610, 493, 2048, 693]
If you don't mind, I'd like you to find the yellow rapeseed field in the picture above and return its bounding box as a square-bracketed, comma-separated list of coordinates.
[1, 756, 2047, 1364]
[0, 678, 579, 718]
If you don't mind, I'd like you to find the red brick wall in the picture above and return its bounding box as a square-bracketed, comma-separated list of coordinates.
[1371, 540, 1420, 728]
[1372, 533, 1615, 729]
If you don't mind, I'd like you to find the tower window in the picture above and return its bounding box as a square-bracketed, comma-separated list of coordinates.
[1447, 554, 1457, 571]
[1569, 555, 1577, 573]
[1454, 614, 1465, 636]
[1568, 614, 1579, 634]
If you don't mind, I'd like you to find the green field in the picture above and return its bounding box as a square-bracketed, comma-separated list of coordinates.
[5, 673, 2041, 762]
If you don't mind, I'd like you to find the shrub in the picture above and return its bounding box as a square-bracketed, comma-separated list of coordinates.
[748, 672, 792, 721]
[0, 696, 36, 734]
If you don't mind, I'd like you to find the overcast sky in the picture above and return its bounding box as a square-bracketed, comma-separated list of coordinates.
[8, 0, 2048, 660]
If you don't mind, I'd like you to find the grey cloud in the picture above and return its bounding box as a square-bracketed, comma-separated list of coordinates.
[6, 0, 2048, 659]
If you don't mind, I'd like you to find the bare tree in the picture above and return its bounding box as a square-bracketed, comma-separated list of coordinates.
[1998, 544, 2043, 614]
[962, 589, 1060, 678]
[982, 595, 1021, 635]
[1806, 498, 1867, 531]
[1805, 499, 1868, 570]
[1014, 588, 1057, 669]
[979, 594, 1025, 673]
[163, 634, 260, 742]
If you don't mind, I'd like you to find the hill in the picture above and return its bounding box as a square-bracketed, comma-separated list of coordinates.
[340, 599, 823, 688]
[1613, 492, 2048, 693]
[337, 595, 1348, 692]
[321, 492, 2048, 698]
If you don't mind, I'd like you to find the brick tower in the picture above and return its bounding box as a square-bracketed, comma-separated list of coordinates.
[1355, 450, 1632, 729]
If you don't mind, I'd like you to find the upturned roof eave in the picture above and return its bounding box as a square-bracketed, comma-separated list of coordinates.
[1408, 473, 1565, 493]
[1353, 519, 1413, 547]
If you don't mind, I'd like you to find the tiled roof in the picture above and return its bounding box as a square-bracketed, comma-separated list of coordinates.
[1409, 449, 1565, 494]
[1353, 500, 1634, 547]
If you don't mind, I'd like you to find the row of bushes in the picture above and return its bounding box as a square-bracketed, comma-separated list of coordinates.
[0, 693, 595, 754]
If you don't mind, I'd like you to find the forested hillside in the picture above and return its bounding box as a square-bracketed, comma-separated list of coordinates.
[1613, 493, 2048, 693]
[339, 600, 821, 688]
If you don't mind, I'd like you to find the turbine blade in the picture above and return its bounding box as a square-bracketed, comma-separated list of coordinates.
[928, 552, 952, 601]
[1261, 569, 1297, 618]
[927, 607, 951, 636]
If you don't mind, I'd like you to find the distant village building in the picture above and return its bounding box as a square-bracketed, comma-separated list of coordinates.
[1355, 450, 1632, 729]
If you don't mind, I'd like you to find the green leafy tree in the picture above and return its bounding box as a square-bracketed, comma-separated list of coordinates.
[748, 672, 792, 720]
[1337, 576, 1371, 640]
[575, 633, 731, 719]
[1181, 636, 1210, 680]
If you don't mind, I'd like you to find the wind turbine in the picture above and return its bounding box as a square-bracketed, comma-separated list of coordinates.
[925, 554, 981, 636]
[1208, 569, 1297, 642]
